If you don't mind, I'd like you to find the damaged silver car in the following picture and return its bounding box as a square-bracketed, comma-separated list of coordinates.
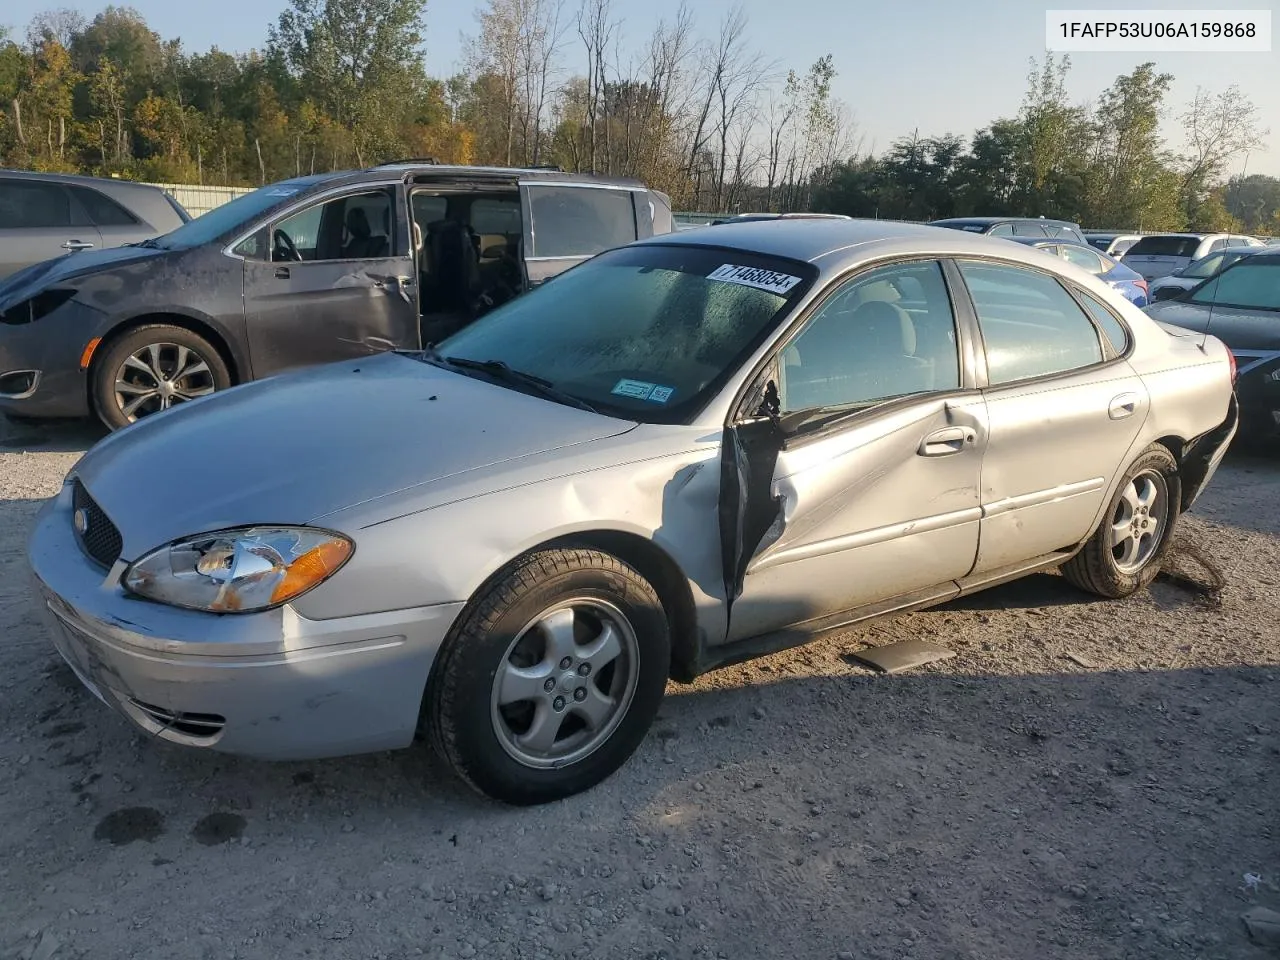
[29, 220, 1238, 803]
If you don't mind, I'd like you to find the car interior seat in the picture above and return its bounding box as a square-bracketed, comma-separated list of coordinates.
[342, 206, 388, 259]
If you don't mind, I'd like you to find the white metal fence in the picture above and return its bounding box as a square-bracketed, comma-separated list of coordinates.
[142, 182, 254, 217]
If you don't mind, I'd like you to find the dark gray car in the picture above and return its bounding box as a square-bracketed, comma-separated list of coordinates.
[0, 163, 672, 428]
[0, 170, 189, 279]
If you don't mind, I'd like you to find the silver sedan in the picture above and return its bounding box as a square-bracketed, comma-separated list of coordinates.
[29, 220, 1238, 804]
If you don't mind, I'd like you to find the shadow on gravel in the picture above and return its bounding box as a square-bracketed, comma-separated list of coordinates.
[0, 417, 105, 454]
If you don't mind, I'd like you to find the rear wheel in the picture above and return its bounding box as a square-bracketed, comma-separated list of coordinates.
[1062, 444, 1180, 598]
[92, 325, 230, 430]
[427, 548, 670, 805]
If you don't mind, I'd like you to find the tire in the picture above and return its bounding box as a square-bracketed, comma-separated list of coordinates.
[1062, 443, 1181, 598]
[92, 325, 231, 430]
[427, 548, 671, 805]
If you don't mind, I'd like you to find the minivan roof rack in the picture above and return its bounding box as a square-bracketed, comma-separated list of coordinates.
[378, 157, 439, 166]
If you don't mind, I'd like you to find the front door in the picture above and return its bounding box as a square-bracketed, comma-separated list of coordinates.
[724, 259, 987, 641]
[0, 177, 101, 278]
[240, 185, 419, 377]
[951, 259, 1148, 574]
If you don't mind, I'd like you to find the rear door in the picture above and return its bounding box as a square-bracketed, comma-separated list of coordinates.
[239, 184, 420, 377]
[0, 178, 101, 277]
[724, 259, 987, 640]
[65, 184, 155, 250]
[953, 259, 1147, 575]
[519, 182, 639, 287]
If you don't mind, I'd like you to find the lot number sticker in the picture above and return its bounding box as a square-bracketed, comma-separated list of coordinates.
[611, 379, 676, 403]
[708, 264, 802, 295]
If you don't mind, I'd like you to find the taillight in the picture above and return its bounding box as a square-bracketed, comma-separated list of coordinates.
[1135, 279, 1148, 294]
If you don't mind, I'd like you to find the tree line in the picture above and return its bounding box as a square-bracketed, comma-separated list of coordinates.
[0, 1, 1275, 233]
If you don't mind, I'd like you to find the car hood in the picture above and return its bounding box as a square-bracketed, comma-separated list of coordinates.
[0, 245, 168, 313]
[1143, 300, 1280, 351]
[74, 353, 638, 559]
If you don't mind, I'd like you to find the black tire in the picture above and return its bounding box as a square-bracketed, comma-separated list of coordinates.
[92, 325, 231, 430]
[427, 548, 670, 805]
[1062, 443, 1181, 598]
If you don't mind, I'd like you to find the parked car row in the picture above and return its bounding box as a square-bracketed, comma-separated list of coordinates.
[28, 215, 1239, 804]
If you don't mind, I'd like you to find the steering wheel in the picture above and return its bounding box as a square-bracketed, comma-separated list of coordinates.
[272, 229, 302, 262]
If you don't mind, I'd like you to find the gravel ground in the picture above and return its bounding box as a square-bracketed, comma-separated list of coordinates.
[2, 416, 1278, 960]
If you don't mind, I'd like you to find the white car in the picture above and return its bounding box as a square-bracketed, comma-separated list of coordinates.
[1124, 233, 1265, 281]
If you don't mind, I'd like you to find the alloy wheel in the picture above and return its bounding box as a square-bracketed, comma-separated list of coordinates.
[1109, 470, 1169, 574]
[112, 342, 216, 422]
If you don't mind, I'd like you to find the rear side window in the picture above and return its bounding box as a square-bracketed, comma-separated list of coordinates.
[1127, 236, 1200, 258]
[958, 261, 1103, 384]
[70, 186, 138, 226]
[1012, 221, 1046, 237]
[0, 179, 72, 228]
[987, 222, 1015, 237]
[1189, 260, 1280, 311]
[527, 186, 637, 258]
[1077, 291, 1130, 354]
[470, 197, 521, 235]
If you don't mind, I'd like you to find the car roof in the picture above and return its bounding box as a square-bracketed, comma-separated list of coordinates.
[310, 164, 645, 189]
[641, 217, 1089, 273]
[0, 168, 167, 194]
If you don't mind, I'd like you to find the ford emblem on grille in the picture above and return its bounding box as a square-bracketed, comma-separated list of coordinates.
[73, 508, 89, 534]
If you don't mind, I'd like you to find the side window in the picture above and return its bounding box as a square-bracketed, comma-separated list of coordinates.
[1208, 238, 1227, 253]
[1077, 291, 1130, 354]
[0, 179, 72, 228]
[778, 260, 960, 415]
[272, 189, 393, 262]
[1012, 221, 1046, 237]
[1060, 244, 1106, 275]
[527, 186, 637, 258]
[957, 260, 1104, 384]
[70, 186, 138, 226]
[233, 228, 269, 261]
[987, 222, 1015, 237]
[470, 198, 521, 236]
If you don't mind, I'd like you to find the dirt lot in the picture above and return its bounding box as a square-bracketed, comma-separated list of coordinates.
[1, 416, 1278, 960]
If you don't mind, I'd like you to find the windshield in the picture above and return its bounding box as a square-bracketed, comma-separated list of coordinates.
[148, 177, 329, 250]
[1127, 236, 1200, 258]
[438, 244, 814, 421]
[1183, 252, 1228, 279]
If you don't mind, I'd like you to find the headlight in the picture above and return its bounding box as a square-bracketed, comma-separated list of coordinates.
[123, 527, 353, 613]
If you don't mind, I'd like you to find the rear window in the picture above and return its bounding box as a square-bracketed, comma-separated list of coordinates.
[1127, 236, 1200, 258]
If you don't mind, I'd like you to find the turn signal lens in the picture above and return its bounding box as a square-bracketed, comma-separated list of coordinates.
[271, 539, 353, 603]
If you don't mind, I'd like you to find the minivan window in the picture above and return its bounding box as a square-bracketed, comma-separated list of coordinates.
[439, 244, 814, 420]
[70, 186, 138, 227]
[1127, 236, 1200, 258]
[958, 260, 1104, 384]
[527, 186, 637, 258]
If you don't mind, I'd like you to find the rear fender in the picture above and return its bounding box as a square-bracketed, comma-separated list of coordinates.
[1179, 393, 1239, 511]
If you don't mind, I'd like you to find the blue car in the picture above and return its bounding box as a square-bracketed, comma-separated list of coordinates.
[1005, 236, 1149, 307]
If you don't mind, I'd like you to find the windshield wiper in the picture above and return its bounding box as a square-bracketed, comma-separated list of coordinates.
[429, 353, 599, 414]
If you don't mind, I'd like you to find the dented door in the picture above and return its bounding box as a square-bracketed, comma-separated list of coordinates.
[723, 396, 987, 642]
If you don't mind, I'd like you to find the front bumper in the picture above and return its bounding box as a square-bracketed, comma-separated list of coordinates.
[0, 299, 99, 419]
[27, 485, 464, 760]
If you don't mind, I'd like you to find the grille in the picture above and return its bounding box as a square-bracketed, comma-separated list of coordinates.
[72, 479, 123, 568]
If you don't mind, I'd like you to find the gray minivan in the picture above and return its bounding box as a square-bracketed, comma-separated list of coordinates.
[0, 171, 189, 279]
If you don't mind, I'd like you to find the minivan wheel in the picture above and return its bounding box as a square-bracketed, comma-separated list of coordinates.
[93, 325, 230, 430]
[427, 548, 670, 805]
[1062, 444, 1180, 598]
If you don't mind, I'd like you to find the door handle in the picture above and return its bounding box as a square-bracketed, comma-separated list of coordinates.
[372, 274, 414, 303]
[918, 426, 975, 457]
[61, 240, 94, 251]
[274, 266, 290, 279]
[1108, 393, 1139, 420]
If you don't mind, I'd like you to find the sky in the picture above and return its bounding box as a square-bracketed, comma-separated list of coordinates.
[5, 0, 1278, 176]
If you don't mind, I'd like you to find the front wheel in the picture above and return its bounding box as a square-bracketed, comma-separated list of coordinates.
[92, 325, 231, 430]
[1062, 443, 1181, 598]
[426, 548, 670, 805]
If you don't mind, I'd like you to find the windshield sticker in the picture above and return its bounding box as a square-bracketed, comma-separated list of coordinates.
[611, 379, 675, 403]
[707, 264, 801, 295]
